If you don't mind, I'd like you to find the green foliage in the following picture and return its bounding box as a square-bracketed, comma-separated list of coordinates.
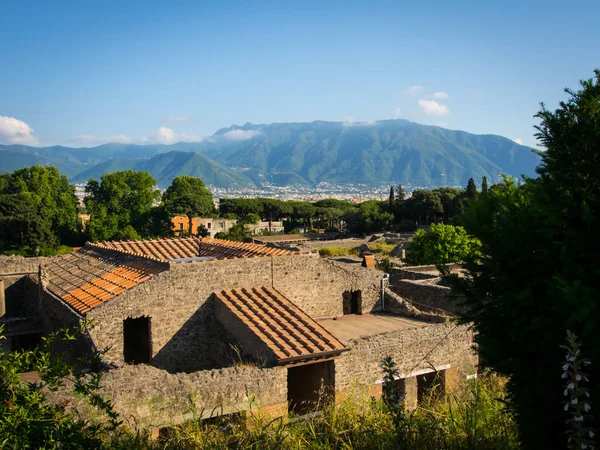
[398, 219, 417, 232]
[163, 176, 214, 235]
[215, 223, 250, 242]
[481, 176, 489, 194]
[0, 324, 122, 449]
[259, 199, 293, 232]
[84, 170, 157, 241]
[115, 225, 141, 241]
[407, 223, 481, 265]
[447, 70, 600, 450]
[465, 177, 478, 200]
[219, 198, 263, 221]
[0, 165, 78, 254]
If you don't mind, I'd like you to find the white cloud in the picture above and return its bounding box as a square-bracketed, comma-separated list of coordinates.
[418, 99, 451, 116]
[0, 115, 39, 145]
[436, 122, 448, 127]
[393, 108, 402, 119]
[433, 91, 449, 99]
[71, 134, 132, 145]
[514, 138, 524, 145]
[163, 115, 192, 122]
[407, 85, 423, 94]
[221, 129, 260, 140]
[154, 127, 204, 144]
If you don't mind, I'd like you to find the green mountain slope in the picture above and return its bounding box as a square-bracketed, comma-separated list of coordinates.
[208, 120, 541, 186]
[134, 151, 255, 188]
[1, 119, 541, 188]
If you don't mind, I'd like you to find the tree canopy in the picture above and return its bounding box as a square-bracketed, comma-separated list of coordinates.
[449, 70, 600, 449]
[0, 166, 77, 254]
[162, 176, 215, 235]
[84, 170, 158, 241]
[406, 223, 481, 266]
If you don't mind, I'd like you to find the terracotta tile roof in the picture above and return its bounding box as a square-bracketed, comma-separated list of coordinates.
[213, 286, 348, 365]
[96, 237, 295, 262]
[44, 244, 168, 315]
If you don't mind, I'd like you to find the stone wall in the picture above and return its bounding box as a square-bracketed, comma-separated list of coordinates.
[50, 364, 288, 430]
[0, 256, 48, 317]
[334, 322, 476, 393]
[390, 279, 459, 314]
[87, 254, 383, 372]
[383, 288, 447, 322]
[389, 263, 463, 283]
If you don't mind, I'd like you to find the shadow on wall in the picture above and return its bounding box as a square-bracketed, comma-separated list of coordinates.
[150, 297, 240, 374]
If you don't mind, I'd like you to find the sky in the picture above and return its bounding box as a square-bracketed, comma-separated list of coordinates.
[1, 0, 599, 148]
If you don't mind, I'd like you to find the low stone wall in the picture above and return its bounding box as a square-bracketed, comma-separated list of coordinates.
[334, 322, 476, 393]
[389, 263, 463, 283]
[51, 364, 288, 430]
[390, 279, 460, 314]
[383, 288, 448, 322]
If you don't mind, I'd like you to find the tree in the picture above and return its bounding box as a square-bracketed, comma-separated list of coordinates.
[259, 199, 293, 232]
[388, 186, 395, 213]
[465, 177, 478, 200]
[406, 223, 481, 266]
[85, 170, 157, 242]
[448, 71, 600, 450]
[162, 176, 214, 236]
[0, 166, 77, 254]
[352, 200, 394, 235]
[215, 223, 250, 242]
[481, 176, 489, 194]
[219, 198, 263, 221]
[395, 184, 405, 202]
[404, 190, 444, 224]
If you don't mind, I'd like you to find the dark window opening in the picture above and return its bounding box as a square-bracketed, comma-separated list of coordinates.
[123, 316, 152, 364]
[342, 290, 362, 315]
[288, 360, 335, 415]
[179, 223, 184, 230]
[417, 370, 445, 403]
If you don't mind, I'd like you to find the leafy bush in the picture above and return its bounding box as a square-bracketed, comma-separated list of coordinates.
[398, 219, 418, 232]
[407, 223, 481, 265]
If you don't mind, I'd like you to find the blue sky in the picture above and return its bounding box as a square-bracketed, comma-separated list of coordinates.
[1, 0, 599, 148]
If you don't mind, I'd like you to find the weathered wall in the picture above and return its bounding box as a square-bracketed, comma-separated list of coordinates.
[390, 279, 459, 314]
[87, 254, 382, 371]
[383, 288, 447, 322]
[40, 289, 94, 365]
[334, 322, 476, 393]
[389, 263, 463, 283]
[0, 256, 48, 317]
[50, 364, 288, 430]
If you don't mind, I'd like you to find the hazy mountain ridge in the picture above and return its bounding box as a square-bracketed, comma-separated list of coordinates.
[0, 119, 541, 188]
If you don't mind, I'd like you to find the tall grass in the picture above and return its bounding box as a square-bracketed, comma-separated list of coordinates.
[113, 374, 519, 449]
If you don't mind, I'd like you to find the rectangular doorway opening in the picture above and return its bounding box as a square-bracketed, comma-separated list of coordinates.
[342, 290, 362, 315]
[288, 360, 335, 415]
[417, 370, 446, 404]
[123, 316, 152, 364]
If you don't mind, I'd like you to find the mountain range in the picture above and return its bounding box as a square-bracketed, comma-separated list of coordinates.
[0, 119, 541, 189]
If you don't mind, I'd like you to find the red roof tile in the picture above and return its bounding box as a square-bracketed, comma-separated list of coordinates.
[44, 244, 168, 315]
[213, 286, 348, 365]
[96, 237, 296, 261]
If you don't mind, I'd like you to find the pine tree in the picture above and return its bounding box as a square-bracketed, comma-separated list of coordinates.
[388, 186, 395, 212]
[465, 178, 478, 200]
[481, 176, 489, 194]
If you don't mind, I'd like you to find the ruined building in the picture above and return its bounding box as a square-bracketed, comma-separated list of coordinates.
[0, 237, 476, 430]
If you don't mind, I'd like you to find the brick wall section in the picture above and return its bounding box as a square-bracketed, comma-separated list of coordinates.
[334, 322, 476, 393]
[48, 364, 287, 430]
[87, 254, 383, 371]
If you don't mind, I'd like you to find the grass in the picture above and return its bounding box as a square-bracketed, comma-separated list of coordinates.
[106, 374, 520, 449]
[318, 242, 397, 258]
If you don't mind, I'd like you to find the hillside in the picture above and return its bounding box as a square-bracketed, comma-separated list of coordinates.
[1, 119, 541, 188]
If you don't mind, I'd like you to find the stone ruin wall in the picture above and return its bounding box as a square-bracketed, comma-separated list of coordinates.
[87, 254, 383, 372]
[48, 364, 288, 431]
[334, 322, 477, 397]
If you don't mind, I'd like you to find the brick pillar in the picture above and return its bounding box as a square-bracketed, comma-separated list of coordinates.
[0, 278, 5, 317]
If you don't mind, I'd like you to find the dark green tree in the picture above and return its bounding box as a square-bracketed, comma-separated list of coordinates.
[219, 198, 263, 221]
[449, 70, 600, 450]
[465, 177, 478, 200]
[395, 184, 406, 202]
[352, 200, 394, 235]
[481, 176, 489, 194]
[259, 199, 293, 232]
[388, 186, 395, 213]
[84, 171, 157, 241]
[0, 166, 77, 254]
[162, 176, 214, 236]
